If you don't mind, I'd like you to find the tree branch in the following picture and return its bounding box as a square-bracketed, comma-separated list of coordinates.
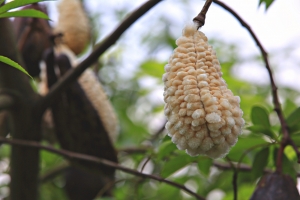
[37, 0, 162, 116]
[212, 0, 295, 173]
[193, 0, 213, 29]
[0, 137, 205, 200]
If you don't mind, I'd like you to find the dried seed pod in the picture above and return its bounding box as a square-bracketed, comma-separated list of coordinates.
[163, 24, 244, 158]
[54, 0, 90, 55]
[39, 45, 119, 143]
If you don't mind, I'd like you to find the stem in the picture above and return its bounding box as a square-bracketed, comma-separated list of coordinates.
[0, 137, 205, 200]
[225, 157, 237, 200]
[212, 0, 294, 174]
[37, 0, 162, 116]
[193, 0, 213, 29]
[0, 18, 41, 200]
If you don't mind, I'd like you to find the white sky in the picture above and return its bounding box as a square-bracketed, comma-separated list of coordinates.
[48, 0, 300, 90]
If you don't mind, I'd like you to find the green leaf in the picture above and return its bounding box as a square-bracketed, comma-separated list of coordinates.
[0, 56, 33, 79]
[0, 9, 49, 19]
[161, 154, 194, 178]
[252, 147, 269, 180]
[259, 0, 275, 10]
[251, 106, 270, 128]
[197, 158, 212, 176]
[286, 107, 300, 133]
[157, 140, 177, 160]
[227, 136, 267, 162]
[0, 0, 51, 14]
[0, 0, 5, 6]
[247, 125, 276, 140]
[283, 99, 297, 117]
[139, 60, 165, 79]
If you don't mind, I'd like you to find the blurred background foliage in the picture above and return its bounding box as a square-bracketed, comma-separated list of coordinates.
[2, 0, 300, 199]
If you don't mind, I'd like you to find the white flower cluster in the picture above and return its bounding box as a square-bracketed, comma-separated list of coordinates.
[163, 24, 244, 158]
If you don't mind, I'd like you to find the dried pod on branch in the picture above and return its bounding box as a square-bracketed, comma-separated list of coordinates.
[163, 24, 244, 158]
[54, 0, 90, 55]
[41, 46, 118, 198]
[250, 172, 300, 200]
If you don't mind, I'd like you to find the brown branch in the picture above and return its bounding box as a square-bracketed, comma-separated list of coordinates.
[212, 0, 295, 173]
[36, 0, 162, 116]
[0, 137, 205, 200]
[193, 0, 213, 29]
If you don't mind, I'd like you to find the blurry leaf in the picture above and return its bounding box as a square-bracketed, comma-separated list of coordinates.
[284, 145, 297, 162]
[259, 0, 275, 10]
[161, 154, 194, 178]
[291, 134, 300, 146]
[157, 140, 177, 160]
[252, 147, 269, 180]
[0, 9, 49, 19]
[247, 125, 277, 140]
[0, 0, 5, 5]
[0, 56, 33, 79]
[223, 184, 255, 200]
[227, 136, 267, 162]
[139, 60, 165, 79]
[251, 106, 270, 128]
[286, 107, 300, 133]
[283, 99, 297, 117]
[197, 158, 212, 176]
[0, 0, 50, 14]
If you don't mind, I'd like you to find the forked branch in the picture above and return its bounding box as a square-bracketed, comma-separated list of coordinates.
[212, 0, 297, 173]
[0, 137, 205, 200]
[37, 0, 162, 116]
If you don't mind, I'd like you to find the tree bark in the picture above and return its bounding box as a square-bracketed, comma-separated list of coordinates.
[0, 18, 41, 200]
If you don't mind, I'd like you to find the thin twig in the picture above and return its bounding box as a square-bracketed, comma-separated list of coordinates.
[225, 157, 237, 200]
[193, 0, 213, 29]
[212, 0, 294, 173]
[140, 156, 152, 173]
[37, 0, 162, 116]
[0, 137, 205, 200]
[118, 146, 150, 154]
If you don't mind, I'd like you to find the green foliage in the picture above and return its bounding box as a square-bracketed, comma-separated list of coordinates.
[0, 0, 50, 14]
[259, 0, 275, 10]
[0, 56, 33, 79]
[286, 107, 300, 134]
[0, 8, 49, 19]
[251, 147, 269, 179]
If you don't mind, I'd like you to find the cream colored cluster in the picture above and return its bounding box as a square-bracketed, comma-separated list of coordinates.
[54, 0, 90, 55]
[163, 24, 244, 158]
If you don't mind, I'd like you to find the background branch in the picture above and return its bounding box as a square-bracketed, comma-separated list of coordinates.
[0, 137, 205, 200]
[212, 0, 295, 173]
[37, 0, 162, 116]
